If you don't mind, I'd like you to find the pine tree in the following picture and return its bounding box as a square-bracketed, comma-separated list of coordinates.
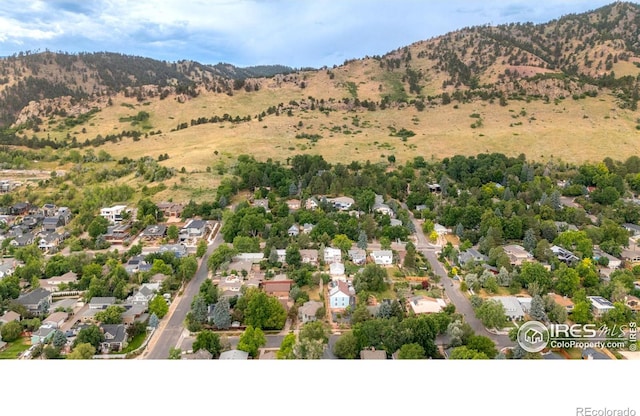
[523, 228, 537, 253]
[148, 313, 159, 328]
[529, 295, 548, 322]
[212, 297, 232, 329]
[357, 230, 368, 250]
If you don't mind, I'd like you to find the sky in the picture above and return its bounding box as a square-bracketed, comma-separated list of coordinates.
[0, 0, 628, 69]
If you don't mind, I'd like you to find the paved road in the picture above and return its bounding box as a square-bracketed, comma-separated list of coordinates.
[408, 210, 513, 350]
[144, 224, 223, 359]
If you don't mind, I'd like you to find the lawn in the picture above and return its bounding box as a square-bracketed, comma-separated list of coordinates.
[0, 337, 30, 360]
[118, 332, 147, 354]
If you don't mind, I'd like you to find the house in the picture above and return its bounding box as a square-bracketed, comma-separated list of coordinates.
[158, 244, 188, 259]
[127, 284, 159, 308]
[276, 249, 287, 264]
[298, 300, 323, 323]
[100, 324, 128, 353]
[302, 223, 314, 234]
[37, 232, 61, 252]
[15, 288, 52, 316]
[621, 248, 640, 264]
[547, 293, 575, 313]
[0, 310, 20, 324]
[551, 245, 580, 265]
[305, 197, 319, 210]
[287, 224, 300, 237]
[554, 221, 578, 232]
[89, 297, 116, 310]
[103, 224, 131, 243]
[261, 279, 293, 298]
[371, 250, 393, 266]
[623, 223, 640, 237]
[219, 349, 249, 360]
[300, 249, 319, 266]
[624, 295, 640, 313]
[409, 296, 446, 314]
[330, 196, 355, 211]
[428, 184, 441, 193]
[125, 256, 151, 274]
[581, 348, 611, 360]
[218, 275, 244, 297]
[157, 202, 185, 218]
[253, 198, 269, 210]
[286, 199, 301, 211]
[180, 219, 208, 242]
[360, 348, 387, 360]
[140, 224, 167, 240]
[458, 248, 488, 267]
[434, 223, 450, 236]
[348, 248, 367, 265]
[100, 205, 128, 224]
[503, 245, 533, 266]
[42, 216, 65, 232]
[43, 311, 68, 328]
[10, 232, 34, 247]
[328, 280, 355, 309]
[415, 204, 427, 212]
[324, 247, 342, 264]
[183, 349, 213, 360]
[593, 249, 622, 269]
[330, 262, 345, 277]
[0, 258, 19, 279]
[491, 296, 525, 321]
[31, 325, 56, 345]
[588, 296, 615, 318]
[9, 202, 31, 216]
[122, 304, 147, 325]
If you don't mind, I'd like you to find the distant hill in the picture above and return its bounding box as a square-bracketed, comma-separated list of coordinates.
[1, 2, 640, 165]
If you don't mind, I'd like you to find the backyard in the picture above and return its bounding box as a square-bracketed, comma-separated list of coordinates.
[0, 337, 30, 359]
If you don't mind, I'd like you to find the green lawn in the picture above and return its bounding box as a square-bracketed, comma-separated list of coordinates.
[119, 332, 147, 354]
[0, 337, 30, 359]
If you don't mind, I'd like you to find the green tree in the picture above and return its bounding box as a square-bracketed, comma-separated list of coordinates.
[73, 325, 105, 349]
[466, 335, 498, 359]
[168, 347, 182, 359]
[207, 244, 238, 273]
[0, 320, 22, 342]
[332, 234, 353, 254]
[87, 216, 109, 239]
[299, 321, 329, 343]
[149, 295, 169, 319]
[167, 225, 180, 241]
[199, 279, 219, 305]
[243, 288, 287, 330]
[94, 305, 125, 324]
[475, 300, 508, 329]
[554, 264, 581, 297]
[212, 297, 232, 330]
[67, 343, 96, 359]
[233, 236, 260, 252]
[571, 301, 593, 324]
[190, 295, 208, 324]
[178, 255, 198, 282]
[397, 343, 425, 359]
[277, 333, 296, 359]
[449, 346, 489, 359]
[193, 330, 222, 358]
[293, 338, 325, 359]
[333, 332, 360, 359]
[529, 295, 547, 322]
[52, 329, 67, 348]
[357, 230, 368, 250]
[196, 240, 208, 258]
[404, 241, 416, 270]
[285, 244, 302, 268]
[354, 263, 387, 293]
[379, 236, 391, 250]
[237, 325, 266, 358]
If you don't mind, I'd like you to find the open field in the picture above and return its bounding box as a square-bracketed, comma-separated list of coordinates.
[55, 92, 640, 170]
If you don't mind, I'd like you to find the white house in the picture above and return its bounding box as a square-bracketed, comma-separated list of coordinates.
[276, 249, 287, 263]
[588, 296, 615, 318]
[348, 249, 367, 265]
[593, 249, 622, 269]
[100, 205, 128, 224]
[371, 250, 393, 265]
[503, 245, 533, 266]
[434, 224, 450, 236]
[324, 247, 342, 264]
[330, 196, 354, 211]
[329, 280, 355, 309]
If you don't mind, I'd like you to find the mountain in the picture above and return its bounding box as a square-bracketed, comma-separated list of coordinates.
[1, 2, 640, 165]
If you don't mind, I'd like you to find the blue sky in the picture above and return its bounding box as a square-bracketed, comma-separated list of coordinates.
[0, 0, 624, 68]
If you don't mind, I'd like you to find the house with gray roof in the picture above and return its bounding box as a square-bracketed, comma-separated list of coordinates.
[16, 288, 51, 317]
[491, 296, 525, 321]
[298, 300, 324, 324]
[140, 224, 167, 240]
[31, 325, 56, 345]
[100, 324, 128, 353]
[89, 297, 116, 310]
[458, 248, 488, 267]
[219, 349, 249, 360]
[158, 243, 188, 258]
